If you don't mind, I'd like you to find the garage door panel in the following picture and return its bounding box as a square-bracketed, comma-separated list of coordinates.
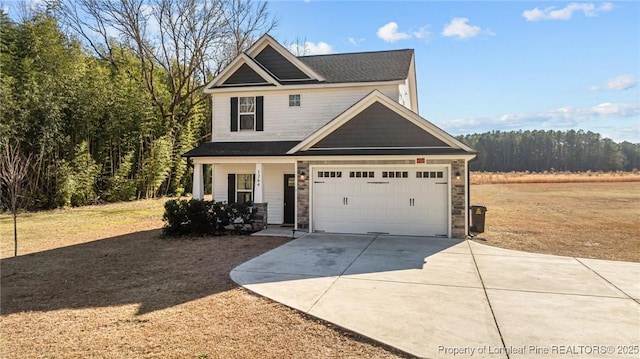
[312, 167, 449, 236]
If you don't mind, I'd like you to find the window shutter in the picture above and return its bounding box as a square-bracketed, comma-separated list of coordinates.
[227, 174, 236, 203]
[256, 96, 264, 131]
[230, 97, 238, 132]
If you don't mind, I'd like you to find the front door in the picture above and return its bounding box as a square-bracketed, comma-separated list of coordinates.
[283, 174, 295, 224]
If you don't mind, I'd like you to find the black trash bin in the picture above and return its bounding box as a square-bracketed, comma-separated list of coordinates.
[470, 205, 487, 233]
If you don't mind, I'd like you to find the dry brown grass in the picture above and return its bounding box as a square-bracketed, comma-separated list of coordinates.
[471, 171, 640, 184]
[471, 181, 640, 262]
[0, 201, 408, 359]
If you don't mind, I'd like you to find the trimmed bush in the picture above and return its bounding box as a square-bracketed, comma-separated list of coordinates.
[162, 199, 256, 236]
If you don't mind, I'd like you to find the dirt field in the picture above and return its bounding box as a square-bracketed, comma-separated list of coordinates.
[471, 171, 640, 184]
[0, 201, 406, 359]
[471, 182, 640, 262]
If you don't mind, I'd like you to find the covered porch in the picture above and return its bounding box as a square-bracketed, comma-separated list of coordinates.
[191, 159, 298, 226]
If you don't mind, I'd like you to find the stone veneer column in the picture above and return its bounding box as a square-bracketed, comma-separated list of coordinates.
[296, 161, 309, 229]
[251, 202, 268, 232]
[450, 160, 467, 238]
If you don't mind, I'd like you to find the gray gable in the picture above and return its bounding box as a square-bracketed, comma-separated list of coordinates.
[255, 45, 312, 81]
[298, 49, 413, 83]
[223, 63, 270, 85]
[312, 102, 450, 149]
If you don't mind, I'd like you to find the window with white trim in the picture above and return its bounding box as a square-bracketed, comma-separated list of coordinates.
[239, 97, 255, 130]
[236, 174, 254, 204]
[289, 94, 300, 107]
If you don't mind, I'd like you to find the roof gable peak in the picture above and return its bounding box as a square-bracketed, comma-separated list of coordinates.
[288, 90, 475, 154]
[204, 53, 280, 91]
[246, 34, 325, 82]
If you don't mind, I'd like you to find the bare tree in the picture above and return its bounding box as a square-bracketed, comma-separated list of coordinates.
[0, 143, 33, 263]
[50, 0, 276, 127]
[49, 0, 276, 195]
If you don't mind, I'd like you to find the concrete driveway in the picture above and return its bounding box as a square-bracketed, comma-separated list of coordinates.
[230, 233, 640, 359]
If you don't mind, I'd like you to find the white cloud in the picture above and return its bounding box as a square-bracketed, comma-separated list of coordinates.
[441, 18, 491, 40]
[288, 41, 334, 55]
[589, 102, 640, 117]
[348, 37, 365, 46]
[413, 26, 431, 41]
[497, 103, 639, 126]
[589, 74, 637, 91]
[523, 2, 613, 21]
[377, 22, 412, 43]
[443, 102, 639, 132]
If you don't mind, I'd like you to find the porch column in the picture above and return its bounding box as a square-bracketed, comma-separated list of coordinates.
[193, 163, 204, 200]
[254, 163, 264, 203]
[210, 164, 215, 201]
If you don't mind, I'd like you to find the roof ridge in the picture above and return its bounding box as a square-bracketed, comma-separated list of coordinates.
[298, 48, 413, 59]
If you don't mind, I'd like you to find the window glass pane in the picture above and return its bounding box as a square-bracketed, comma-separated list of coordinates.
[289, 94, 300, 107]
[318, 172, 324, 178]
[237, 191, 252, 204]
[336, 172, 342, 178]
[417, 172, 422, 178]
[369, 172, 374, 178]
[237, 174, 253, 190]
[239, 97, 255, 113]
[437, 172, 444, 178]
[240, 114, 254, 129]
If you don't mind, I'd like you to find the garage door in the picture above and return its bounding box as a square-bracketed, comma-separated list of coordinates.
[312, 167, 449, 236]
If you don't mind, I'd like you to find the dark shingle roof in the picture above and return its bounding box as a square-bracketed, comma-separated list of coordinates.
[182, 141, 299, 157]
[298, 49, 413, 83]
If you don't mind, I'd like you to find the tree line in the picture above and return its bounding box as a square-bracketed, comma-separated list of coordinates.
[0, 1, 274, 209]
[458, 130, 640, 172]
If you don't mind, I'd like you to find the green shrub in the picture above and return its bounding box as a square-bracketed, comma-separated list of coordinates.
[162, 199, 256, 237]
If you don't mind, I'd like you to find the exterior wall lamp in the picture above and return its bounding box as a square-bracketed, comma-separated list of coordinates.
[455, 171, 461, 180]
[299, 170, 306, 181]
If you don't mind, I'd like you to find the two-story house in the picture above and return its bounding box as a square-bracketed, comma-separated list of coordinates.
[184, 34, 477, 238]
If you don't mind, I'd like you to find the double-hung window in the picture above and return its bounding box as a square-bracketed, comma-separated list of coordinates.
[239, 97, 255, 130]
[230, 96, 263, 132]
[236, 174, 254, 204]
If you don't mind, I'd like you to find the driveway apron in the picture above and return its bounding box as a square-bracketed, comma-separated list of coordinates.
[230, 233, 640, 359]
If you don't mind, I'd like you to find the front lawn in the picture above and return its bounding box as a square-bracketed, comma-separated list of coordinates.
[0, 201, 405, 358]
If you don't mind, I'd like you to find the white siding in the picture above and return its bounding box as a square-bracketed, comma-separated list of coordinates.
[213, 85, 400, 142]
[213, 164, 254, 202]
[264, 164, 294, 224]
[213, 163, 294, 225]
[398, 80, 411, 110]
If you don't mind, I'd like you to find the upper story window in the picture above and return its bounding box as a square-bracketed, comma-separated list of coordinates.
[231, 96, 263, 132]
[289, 94, 301, 107]
[239, 96, 255, 130]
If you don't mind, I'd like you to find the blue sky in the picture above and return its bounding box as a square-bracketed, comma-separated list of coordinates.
[267, 1, 639, 142]
[4, 1, 638, 142]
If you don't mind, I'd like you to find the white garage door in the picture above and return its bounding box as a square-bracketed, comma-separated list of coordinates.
[312, 167, 449, 236]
